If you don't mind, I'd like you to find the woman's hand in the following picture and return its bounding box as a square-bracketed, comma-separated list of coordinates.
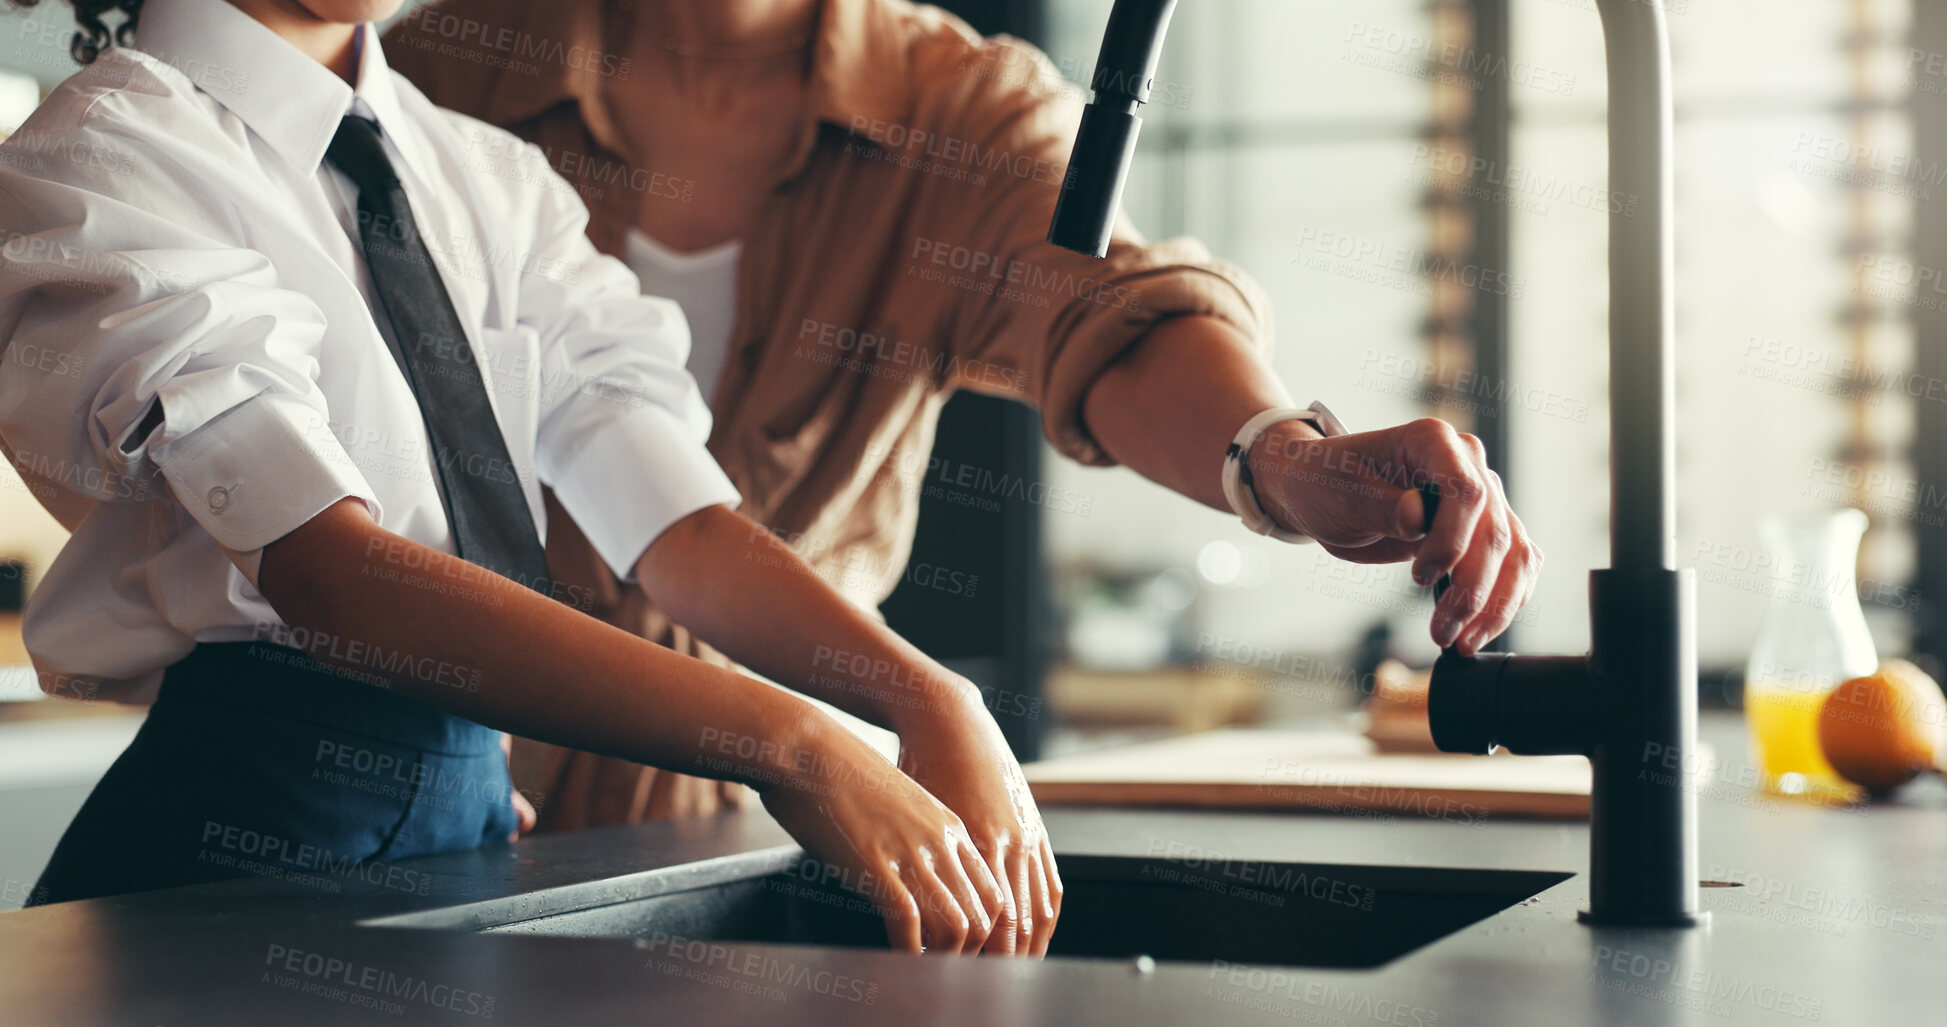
[1076, 319, 1542, 659]
[1250, 417, 1544, 657]
[757, 720, 1005, 955]
[895, 688, 1063, 956]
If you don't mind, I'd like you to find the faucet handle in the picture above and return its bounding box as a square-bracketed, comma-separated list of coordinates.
[1428, 649, 1509, 755]
[1421, 478, 1503, 754]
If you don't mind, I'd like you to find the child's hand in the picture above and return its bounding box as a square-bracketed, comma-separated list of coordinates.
[758, 726, 1005, 955]
[509, 789, 538, 842]
[502, 732, 537, 842]
[896, 696, 1063, 956]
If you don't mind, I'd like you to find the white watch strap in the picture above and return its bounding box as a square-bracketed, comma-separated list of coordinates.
[1221, 402, 1348, 544]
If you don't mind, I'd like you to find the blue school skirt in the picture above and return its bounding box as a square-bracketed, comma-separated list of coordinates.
[29, 641, 517, 906]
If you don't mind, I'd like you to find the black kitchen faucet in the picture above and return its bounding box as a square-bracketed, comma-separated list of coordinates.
[1047, 0, 1704, 928]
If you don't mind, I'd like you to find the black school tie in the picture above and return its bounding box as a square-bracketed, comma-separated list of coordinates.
[325, 115, 552, 597]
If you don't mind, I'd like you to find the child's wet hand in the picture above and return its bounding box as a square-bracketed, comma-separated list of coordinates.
[897, 697, 1063, 956]
[757, 726, 1005, 955]
[509, 789, 537, 842]
[502, 732, 537, 841]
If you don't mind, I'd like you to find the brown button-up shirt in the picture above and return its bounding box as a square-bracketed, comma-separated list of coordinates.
[385, 0, 1271, 828]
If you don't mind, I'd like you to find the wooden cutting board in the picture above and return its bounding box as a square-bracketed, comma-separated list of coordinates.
[1026, 729, 1623, 821]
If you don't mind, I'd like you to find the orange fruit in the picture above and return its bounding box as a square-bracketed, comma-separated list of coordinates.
[1817, 660, 1947, 793]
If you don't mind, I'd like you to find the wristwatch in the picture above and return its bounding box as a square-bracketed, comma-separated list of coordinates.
[1221, 402, 1349, 544]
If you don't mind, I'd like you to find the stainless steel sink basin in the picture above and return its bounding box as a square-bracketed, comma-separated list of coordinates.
[419, 853, 1568, 969]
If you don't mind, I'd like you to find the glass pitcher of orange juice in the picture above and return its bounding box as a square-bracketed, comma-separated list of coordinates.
[1743, 509, 1877, 800]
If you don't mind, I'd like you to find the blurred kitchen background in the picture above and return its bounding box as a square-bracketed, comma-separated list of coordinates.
[0, 0, 1940, 888]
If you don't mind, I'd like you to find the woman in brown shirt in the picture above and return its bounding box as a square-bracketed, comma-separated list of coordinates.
[387, 0, 1541, 955]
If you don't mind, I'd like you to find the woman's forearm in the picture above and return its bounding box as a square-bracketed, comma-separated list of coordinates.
[1079, 315, 1298, 511]
[635, 505, 981, 732]
[256, 498, 873, 798]
[1080, 314, 1543, 656]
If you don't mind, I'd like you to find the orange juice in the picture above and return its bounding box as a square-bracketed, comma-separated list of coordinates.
[1744, 684, 1855, 801]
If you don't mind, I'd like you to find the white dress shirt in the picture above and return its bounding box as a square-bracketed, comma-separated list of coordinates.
[0, 0, 740, 702]
[621, 230, 743, 404]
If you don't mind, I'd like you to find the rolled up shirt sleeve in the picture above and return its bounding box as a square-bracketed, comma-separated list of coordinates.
[511, 147, 741, 579]
[905, 35, 1275, 468]
[0, 117, 381, 558]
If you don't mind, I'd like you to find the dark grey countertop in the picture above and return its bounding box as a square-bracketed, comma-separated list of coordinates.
[2, 711, 1942, 1025]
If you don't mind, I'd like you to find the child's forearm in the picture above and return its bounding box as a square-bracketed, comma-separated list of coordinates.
[260, 499, 1004, 953]
[634, 505, 984, 733]
[255, 498, 871, 799]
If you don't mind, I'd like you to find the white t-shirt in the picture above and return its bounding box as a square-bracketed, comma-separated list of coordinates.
[624, 230, 743, 404]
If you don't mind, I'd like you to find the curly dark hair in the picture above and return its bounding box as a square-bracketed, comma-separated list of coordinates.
[7, 1, 142, 64]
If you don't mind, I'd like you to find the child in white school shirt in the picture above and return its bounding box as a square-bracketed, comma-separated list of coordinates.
[0, 0, 1054, 955]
